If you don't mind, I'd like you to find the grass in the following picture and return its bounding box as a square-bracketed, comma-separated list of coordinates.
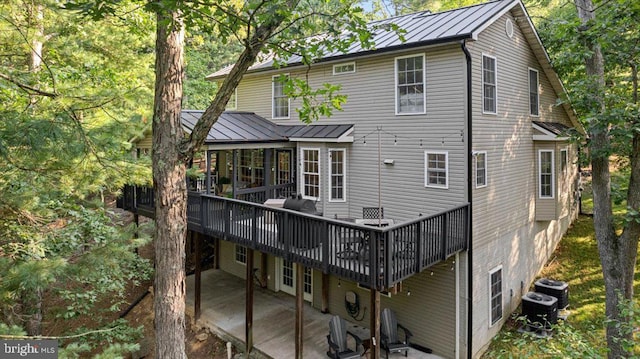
[483, 175, 640, 358]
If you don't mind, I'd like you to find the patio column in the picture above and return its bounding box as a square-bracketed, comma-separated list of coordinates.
[321, 273, 329, 313]
[370, 289, 381, 359]
[260, 252, 268, 288]
[245, 248, 255, 356]
[194, 231, 202, 320]
[213, 238, 220, 269]
[295, 262, 304, 359]
[206, 150, 212, 194]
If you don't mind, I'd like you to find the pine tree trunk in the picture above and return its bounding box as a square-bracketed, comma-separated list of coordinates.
[152, 9, 187, 359]
[21, 287, 42, 336]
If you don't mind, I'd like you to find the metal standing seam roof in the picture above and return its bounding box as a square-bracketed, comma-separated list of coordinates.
[532, 121, 571, 136]
[206, 0, 513, 79]
[180, 110, 353, 144]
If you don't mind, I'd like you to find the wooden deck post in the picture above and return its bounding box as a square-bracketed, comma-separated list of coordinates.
[245, 248, 255, 356]
[295, 263, 304, 359]
[321, 273, 329, 313]
[213, 237, 220, 269]
[260, 252, 268, 288]
[370, 289, 381, 359]
[194, 231, 202, 321]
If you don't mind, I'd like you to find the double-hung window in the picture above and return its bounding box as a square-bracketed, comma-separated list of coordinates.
[475, 151, 487, 188]
[301, 148, 320, 199]
[539, 150, 555, 198]
[489, 266, 503, 326]
[235, 245, 247, 265]
[395, 54, 425, 115]
[328, 149, 346, 201]
[483, 55, 497, 114]
[424, 151, 448, 189]
[272, 74, 290, 119]
[529, 68, 539, 116]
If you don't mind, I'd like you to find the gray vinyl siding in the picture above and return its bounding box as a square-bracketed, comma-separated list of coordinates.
[236, 45, 467, 221]
[469, 9, 574, 248]
[324, 258, 457, 358]
[219, 241, 249, 280]
[467, 10, 578, 356]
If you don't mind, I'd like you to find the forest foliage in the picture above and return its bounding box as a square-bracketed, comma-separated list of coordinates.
[1, 0, 638, 356]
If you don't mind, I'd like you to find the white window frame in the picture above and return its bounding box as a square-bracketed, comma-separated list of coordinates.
[424, 151, 449, 189]
[272, 74, 290, 119]
[300, 148, 320, 200]
[235, 244, 247, 265]
[528, 68, 540, 117]
[538, 149, 555, 199]
[482, 54, 498, 115]
[489, 265, 503, 327]
[475, 151, 487, 188]
[328, 149, 346, 202]
[395, 54, 426, 115]
[225, 88, 238, 110]
[333, 62, 356, 75]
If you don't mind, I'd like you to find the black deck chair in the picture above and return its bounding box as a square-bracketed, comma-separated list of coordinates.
[381, 308, 413, 358]
[327, 315, 364, 359]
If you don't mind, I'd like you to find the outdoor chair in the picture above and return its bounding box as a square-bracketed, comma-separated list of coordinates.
[327, 315, 364, 359]
[381, 308, 413, 358]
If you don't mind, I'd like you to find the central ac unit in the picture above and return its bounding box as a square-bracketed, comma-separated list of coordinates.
[522, 292, 558, 328]
[535, 278, 569, 310]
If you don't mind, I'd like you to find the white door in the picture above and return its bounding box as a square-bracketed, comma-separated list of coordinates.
[278, 258, 312, 302]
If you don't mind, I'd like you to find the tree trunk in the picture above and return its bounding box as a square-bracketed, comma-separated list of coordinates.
[28, 2, 44, 73]
[575, 0, 640, 357]
[152, 9, 187, 359]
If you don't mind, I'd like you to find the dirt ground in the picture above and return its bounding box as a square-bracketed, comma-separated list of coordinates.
[117, 210, 230, 359]
[122, 285, 229, 359]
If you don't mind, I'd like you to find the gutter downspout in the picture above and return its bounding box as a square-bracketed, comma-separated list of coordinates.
[461, 40, 473, 359]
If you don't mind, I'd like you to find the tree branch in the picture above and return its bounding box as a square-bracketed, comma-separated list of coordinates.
[0, 326, 120, 340]
[0, 72, 58, 98]
[180, 0, 301, 160]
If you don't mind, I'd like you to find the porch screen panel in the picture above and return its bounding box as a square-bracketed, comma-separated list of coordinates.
[239, 149, 264, 187]
[277, 151, 291, 184]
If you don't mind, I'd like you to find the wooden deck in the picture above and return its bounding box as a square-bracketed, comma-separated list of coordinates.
[185, 269, 445, 359]
[119, 185, 469, 291]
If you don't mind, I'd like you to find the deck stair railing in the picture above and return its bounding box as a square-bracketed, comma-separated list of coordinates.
[120, 185, 469, 290]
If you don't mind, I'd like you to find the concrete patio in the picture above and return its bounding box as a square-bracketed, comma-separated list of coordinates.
[186, 269, 444, 359]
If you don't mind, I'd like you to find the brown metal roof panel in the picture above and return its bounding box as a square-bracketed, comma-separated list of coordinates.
[219, 116, 278, 141]
[532, 121, 571, 135]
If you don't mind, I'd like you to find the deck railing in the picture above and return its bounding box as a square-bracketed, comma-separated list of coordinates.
[120, 185, 469, 290]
